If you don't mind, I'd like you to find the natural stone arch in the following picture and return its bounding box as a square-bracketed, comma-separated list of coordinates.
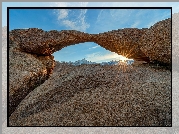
[8, 18, 171, 117]
[9, 18, 171, 65]
[10, 28, 149, 62]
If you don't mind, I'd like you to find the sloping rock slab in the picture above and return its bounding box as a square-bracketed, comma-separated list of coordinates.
[9, 64, 171, 126]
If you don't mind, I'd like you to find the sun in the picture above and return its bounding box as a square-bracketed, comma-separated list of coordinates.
[120, 56, 128, 63]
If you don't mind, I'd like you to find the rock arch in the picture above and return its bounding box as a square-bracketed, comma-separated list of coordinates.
[9, 18, 171, 64]
[9, 18, 171, 116]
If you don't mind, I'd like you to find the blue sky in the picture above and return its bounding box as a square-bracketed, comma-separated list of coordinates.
[3, 2, 178, 63]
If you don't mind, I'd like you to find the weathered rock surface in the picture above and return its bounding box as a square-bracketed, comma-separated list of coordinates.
[92, 28, 150, 62]
[140, 18, 171, 64]
[9, 44, 55, 116]
[9, 63, 171, 126]
[8, 18, 171, 126]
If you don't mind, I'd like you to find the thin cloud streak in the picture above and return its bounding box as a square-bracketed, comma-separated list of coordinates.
[89, 45, 100, 49]
[57, 9, 68, 19]
[85, 52, 127, 63]
[54, 9, 90, 32]
[52, 2, 90, 32]
[131, 21, 140, 28]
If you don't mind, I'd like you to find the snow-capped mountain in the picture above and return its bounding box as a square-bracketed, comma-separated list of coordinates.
[60, 58, 134, 66]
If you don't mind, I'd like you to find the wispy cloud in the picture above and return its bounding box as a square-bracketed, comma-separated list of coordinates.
[96, 9, 104, 23]
[54, 9, 90, 32]
[52, 2, 90, 32]
[88, 45, 100, 49]
[85, 52, 126, 62]
[131, 21, 140, 28]
[85, 52, 101, 59]
[57, 9, 68, 19]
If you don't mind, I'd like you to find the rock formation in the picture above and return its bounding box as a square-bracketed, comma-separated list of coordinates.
[9, 63, 171, 126]
[140, 18, 171, 65]
[9, 45, 55, 116]
[8, 18, 171, 126]
[9, 18, 171, 64]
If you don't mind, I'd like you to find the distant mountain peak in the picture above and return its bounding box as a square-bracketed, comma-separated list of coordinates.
[60, 58, 134, 66]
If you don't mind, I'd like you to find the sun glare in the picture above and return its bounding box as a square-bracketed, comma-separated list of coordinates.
[120, 56, 129, 63]
[116, 55, 134, 73]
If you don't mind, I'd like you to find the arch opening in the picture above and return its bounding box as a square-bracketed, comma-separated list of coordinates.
[53, 42, 134, 66]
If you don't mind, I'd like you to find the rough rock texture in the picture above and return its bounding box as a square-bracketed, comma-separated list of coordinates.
[9, 18, 171, 64]
[9, 44, 55, 116]
[9, 63, 171, 126]
[140, 18, 171, 65]
[92, 28, 150, 62]
[9, 18, 171, 126]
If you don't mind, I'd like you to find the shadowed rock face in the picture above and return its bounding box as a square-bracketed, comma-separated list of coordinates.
[9, 45, 55, 116]
[9, 18, 171, 125]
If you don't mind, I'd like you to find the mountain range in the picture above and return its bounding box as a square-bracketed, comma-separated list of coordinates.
[60, 58, 134, 66]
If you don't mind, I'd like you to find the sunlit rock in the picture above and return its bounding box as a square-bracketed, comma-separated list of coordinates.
[8, 18, 171, 126]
